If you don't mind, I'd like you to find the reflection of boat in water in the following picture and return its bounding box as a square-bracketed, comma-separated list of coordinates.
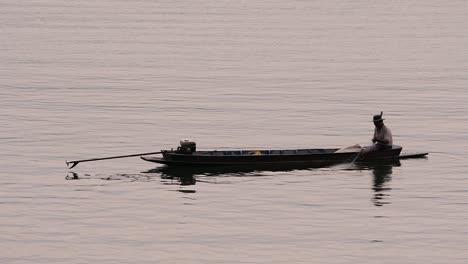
[143, 163, 329, 186]
[149, 160, 369, 186]
[146, 162, 340, 175]
[143, 157, 411, 187]
[147, 159, 408, 208]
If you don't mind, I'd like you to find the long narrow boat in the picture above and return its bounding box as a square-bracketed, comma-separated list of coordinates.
[141, 140, 428, 167]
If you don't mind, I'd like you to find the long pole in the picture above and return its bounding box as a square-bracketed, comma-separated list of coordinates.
[66, 151, 162, 169]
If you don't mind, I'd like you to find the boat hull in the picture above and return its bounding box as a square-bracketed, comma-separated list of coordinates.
[140, 145, 425, 167]
[142, 148, 359, 166]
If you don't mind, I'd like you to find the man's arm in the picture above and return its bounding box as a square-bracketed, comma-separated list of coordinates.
[373, 127, 391, 145]
[374, 138, 390, 145]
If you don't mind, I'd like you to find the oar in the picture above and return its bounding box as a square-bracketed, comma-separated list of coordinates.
[66, 151, 162, 169]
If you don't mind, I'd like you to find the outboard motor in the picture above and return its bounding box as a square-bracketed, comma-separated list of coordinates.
[177, 140, 196, 154]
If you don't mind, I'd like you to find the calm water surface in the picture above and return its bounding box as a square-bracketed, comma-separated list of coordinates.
[1, 1, 468, 263]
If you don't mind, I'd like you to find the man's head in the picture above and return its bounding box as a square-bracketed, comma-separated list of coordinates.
[373, 114, 384, 128]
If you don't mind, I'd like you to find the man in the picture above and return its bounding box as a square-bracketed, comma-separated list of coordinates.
[361, 113, 393, 156]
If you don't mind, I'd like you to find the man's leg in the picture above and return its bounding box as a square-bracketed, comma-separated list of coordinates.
[361, 144, 385, 158]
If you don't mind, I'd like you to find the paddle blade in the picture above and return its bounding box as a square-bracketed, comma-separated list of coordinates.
[66, 161, 79, 169]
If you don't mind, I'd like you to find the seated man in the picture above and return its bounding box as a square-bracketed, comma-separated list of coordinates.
[361, 113, 393, 156]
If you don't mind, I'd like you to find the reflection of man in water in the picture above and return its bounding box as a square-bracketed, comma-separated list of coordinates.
[372, 164, 394, 206]
[362, 113, 393, 157]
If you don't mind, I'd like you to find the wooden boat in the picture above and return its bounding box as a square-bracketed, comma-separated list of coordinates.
[65, 140, 428, 170]
[141, 140, 428, 167]
[142, 148, 358, 166]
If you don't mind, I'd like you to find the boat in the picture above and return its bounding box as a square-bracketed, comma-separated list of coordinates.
[140, 140, 428, 167]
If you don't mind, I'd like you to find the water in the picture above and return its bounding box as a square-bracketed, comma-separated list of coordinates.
[1, 1, 468, 263]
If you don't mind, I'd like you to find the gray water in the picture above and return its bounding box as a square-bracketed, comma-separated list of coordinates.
[1, 1, 468, 263]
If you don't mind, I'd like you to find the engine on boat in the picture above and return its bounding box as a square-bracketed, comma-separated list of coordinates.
[177, 140, 196, 154]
